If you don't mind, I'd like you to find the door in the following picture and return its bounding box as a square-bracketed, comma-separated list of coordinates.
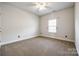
[0, 6, 1, 55]
[0, 6, 1, 45]
[0, 13, 1, 44]
[0, 12, 1, 56]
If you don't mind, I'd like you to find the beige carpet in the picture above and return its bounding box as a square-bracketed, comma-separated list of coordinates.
[0, 36, 78, 56]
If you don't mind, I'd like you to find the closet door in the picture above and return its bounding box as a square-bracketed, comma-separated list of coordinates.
[0, 6, 1, 56]
[0, 6, 1, 45]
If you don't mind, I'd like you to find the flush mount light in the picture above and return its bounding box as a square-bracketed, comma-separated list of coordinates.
[35, 2, 47, 11]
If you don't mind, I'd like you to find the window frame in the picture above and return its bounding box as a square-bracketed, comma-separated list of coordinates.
[48, 19, 57, 33]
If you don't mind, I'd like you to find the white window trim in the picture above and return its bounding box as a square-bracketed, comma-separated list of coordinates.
[48, 19, 57, 33]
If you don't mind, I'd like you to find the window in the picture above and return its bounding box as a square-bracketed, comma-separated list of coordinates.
[48, 19, 57, 33]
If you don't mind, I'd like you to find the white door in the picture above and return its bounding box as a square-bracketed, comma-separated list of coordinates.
[0, 12, 1, 56]
[0, 14, 1, 43]
[0, 6, 2, 46]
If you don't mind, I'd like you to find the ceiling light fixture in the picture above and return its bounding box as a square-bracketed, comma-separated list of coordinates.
[35, 2, 47, 11]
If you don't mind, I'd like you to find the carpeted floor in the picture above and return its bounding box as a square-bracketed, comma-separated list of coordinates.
[0, 36, 78, 56]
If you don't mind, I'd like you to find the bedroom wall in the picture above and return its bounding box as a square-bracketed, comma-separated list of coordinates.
[75, 2, 79, 55]
[1, 5, 39, 45]
[40, 7, 74, 42]
[0, 4, 75, 45]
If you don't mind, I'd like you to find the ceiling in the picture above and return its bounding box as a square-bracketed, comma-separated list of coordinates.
[0, 2, 74, 16]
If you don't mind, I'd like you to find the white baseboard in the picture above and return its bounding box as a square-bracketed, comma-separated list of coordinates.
[40, 34, 75, 43]
[0, 35, 39, 46]
[0, 34, 75, 46]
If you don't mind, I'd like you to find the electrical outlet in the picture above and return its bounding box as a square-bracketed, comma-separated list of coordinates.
[65, 35, 67, 38]
[18, 35, 20, 38]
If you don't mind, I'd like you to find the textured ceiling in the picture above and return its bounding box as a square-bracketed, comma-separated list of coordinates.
[0, 2, 74, 16]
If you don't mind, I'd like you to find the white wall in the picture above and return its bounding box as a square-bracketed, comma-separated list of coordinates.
[75, 3, 79, 55]
[40, 7, 74, 42]
[1, 5, 39, 45]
